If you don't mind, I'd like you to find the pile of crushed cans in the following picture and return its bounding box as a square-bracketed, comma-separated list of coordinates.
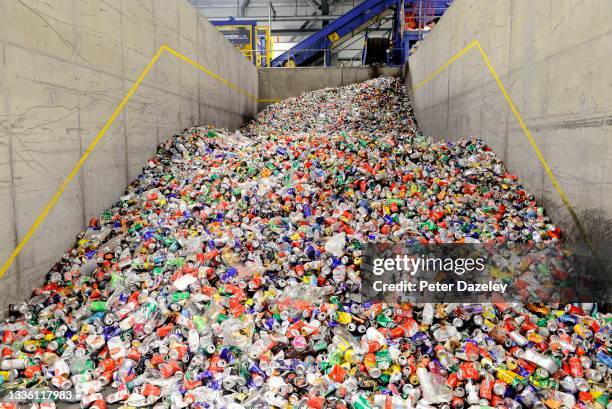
[0, 78, 609, 409]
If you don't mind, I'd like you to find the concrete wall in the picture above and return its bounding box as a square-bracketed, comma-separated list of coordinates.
[258, 66, 402, 111]
[408, 0, 612, 255]
[0, 0, 257, 312]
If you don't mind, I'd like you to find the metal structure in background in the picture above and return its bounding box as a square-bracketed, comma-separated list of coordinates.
[201, 0, 453, 67]
[271, 0, 404, 67]
[402, 0, 454, 55]
[211, 18, 272, 66]
[270, 0, 451, 67]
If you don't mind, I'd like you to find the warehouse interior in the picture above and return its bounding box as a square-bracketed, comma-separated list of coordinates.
[0, 0, 610, 407]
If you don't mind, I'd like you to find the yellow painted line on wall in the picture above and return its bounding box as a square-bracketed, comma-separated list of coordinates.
[409, 40, 479, 95]
[0, 39, 594, 279]
[0, 44, 261, 279]
[163, 45, 258, 101]
[258, 99, 282, 103]
[409, 40, 593, 253]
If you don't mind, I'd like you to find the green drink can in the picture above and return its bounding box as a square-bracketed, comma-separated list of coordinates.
[90, 300, 107, 312]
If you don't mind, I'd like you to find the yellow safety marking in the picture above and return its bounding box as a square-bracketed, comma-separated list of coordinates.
[409, 40, 479, 95]
[408, 39, 594, 253]
[162, 45, 258, 101]
[0, 45, 164, 279]
[0, 39, 595, 279]
[328, 32, 340, 43]
[257, 99, 282, 103]
[0, 44, 260, 279]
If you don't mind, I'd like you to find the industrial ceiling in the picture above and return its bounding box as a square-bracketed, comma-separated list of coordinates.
[190, 0, 393, 65]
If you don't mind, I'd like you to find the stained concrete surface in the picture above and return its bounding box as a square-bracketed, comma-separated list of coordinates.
[408, 0, 612, 257]
[0, 0, 257, 315]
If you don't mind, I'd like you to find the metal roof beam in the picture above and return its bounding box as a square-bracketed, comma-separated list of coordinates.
[240, 0, 250, 16]
[303, 0, 322, 14]
[208, 15, 341, 21]
[274, 27, 391, 34]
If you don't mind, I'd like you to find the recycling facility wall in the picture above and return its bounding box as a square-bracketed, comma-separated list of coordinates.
[0, 0, 258, 312]
[408, 0, 612, 256]
[258, 66, 403, 111]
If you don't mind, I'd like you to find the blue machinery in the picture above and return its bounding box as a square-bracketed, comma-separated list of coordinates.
[272, 0, 403, 67]
[271, 0, 452, 67]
